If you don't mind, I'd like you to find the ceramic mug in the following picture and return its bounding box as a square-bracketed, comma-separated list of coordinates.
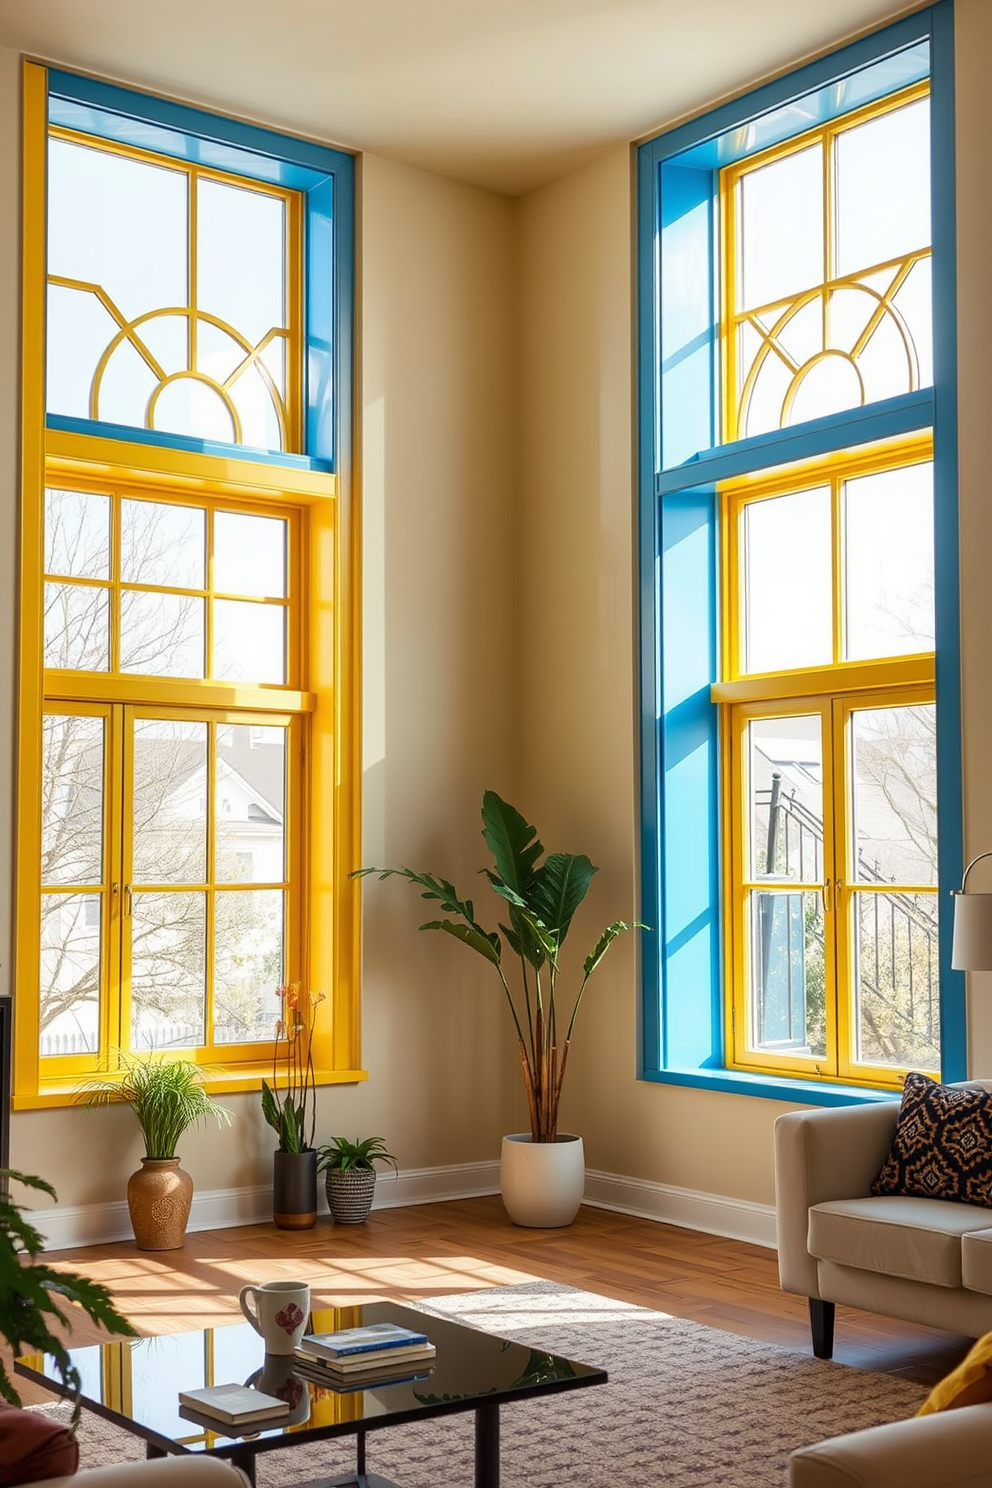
[239, 1279, 311, 1355]
[245, 1355, 311, 1426]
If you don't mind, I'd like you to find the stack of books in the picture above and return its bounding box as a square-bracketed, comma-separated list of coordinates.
[293, 1322, 436, 1390]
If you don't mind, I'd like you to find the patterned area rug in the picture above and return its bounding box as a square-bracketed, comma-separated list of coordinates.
[36, 1281, 927, 1487]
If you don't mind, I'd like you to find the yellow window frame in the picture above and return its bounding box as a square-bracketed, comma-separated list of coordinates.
[718, 437, 938, 1090]
[16, 62, 364, 1107]
[720, 79, 931, 445]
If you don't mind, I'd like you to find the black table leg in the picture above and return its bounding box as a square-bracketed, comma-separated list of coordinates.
[224, 1447, 258, 1486]
[475, 1401, 500, 1488]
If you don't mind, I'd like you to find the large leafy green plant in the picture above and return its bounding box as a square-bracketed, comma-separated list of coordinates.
[357, 792, 632, 1142]
[0, 1170, 136, 1424]
[84, 1054, 232, 1157]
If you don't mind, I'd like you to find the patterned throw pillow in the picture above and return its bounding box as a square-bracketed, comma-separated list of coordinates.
[870, 1071, 992, 1207]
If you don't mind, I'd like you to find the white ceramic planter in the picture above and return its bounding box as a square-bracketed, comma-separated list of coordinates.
[500, 1133, 585, 1228]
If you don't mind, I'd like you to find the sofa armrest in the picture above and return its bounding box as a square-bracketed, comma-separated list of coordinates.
[30, 1458, 250, 1488]
[775, 1102, 899, 1299]
[789, 1401, 992, 1488]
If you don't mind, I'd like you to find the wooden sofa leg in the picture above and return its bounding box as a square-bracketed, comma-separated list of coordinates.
[809, 1298, 835, 1359]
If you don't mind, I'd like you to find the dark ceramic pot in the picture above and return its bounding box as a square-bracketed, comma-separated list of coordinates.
[273, 1149, 318, 1230]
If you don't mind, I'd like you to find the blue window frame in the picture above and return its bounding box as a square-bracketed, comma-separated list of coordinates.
[43, 69, 354, 474]
[636, 3, 962, 1105]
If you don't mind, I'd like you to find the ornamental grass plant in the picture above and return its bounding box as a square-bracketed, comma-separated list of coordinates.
[83, 1054, 232, 1157]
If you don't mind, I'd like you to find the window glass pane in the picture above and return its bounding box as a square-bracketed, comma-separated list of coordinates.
[120, 592, 205, 678]
[853, 889, 939, 1070]
[742, 487, 831, 673]
[45, 489, 110, 580]
[214, 512, 287, 597]
[216, 725, 286, 884]
[213, 601, 285, 684]
[130, 891, 206, 1050]
[44, 582, 109, 672]
[42, 713, 104, 886]
[48, 138, 188, 323]
[196, 180, 286, 355]
[129, 1334, 206, 1442]
[121, 501, 205, 589]
[747, 716, 823, 882]
[740, 145, 823, 310]
[851, 705, 937, 886]
[40, 892, 100, 1057]
[844, 463, 934, 660]
[836, 99, 931, 276]
[747, 889, 826, 1058]
[152, 378, 238, 445]
[214, 889, 284, 1043]
[132, 720, 208, 885]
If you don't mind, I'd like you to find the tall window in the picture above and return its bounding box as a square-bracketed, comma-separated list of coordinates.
[718, 91, 937, 1087]
[637, 8, 961, 1099]
[17, 66, 359, 1104]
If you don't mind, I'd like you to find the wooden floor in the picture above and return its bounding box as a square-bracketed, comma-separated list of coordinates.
[15, 1196, 973, 1405]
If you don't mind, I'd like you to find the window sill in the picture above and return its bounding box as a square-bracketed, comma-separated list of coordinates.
[12, 1066, 369, 1111]
[641, 1065, 899, 1107]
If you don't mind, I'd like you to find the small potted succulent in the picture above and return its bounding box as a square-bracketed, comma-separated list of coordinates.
[316, 1136, 397, 1224]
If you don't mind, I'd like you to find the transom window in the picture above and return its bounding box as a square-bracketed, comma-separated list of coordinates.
[47, 132, 302, 453]
[723, 87, 931, 441]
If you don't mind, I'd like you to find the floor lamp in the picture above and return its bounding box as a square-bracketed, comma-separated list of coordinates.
[952, 852, 992, 971]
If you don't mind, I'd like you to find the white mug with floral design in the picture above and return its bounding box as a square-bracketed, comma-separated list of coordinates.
[239, 1279, 311, 1355]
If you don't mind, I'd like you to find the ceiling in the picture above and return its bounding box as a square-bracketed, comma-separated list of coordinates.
[0, 0, 921, 194]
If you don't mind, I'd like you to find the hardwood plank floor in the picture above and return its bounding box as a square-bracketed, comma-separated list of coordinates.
[14, 1197, 973, 1406]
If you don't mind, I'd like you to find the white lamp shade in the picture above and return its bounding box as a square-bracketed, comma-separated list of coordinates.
[952, 890, 992, 970]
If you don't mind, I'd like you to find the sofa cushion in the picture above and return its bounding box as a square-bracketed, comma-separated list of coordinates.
[0, 1405, 77, 1486]
[871, 1072, 992, 1206]
[807, 1196, 990, 1286]
[961, 1227, 992, 1295]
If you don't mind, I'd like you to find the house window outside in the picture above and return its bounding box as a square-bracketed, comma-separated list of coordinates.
[17, 65, 360, 1104]
[636, 6, 961, 1100]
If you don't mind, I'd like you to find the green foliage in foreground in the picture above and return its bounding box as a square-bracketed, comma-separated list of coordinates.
[0, 1170, 137, 1427]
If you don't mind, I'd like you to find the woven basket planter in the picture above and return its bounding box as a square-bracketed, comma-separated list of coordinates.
[324, 1167, 377, 1224]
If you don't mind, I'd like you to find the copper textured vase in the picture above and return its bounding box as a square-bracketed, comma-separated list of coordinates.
[126, 1157, 194, 1250]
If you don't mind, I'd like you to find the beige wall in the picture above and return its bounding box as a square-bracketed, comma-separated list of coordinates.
[7, 0, 992, 1218]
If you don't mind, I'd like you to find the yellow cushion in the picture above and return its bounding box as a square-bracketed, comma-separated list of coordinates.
[918, 1330, 992, 1414]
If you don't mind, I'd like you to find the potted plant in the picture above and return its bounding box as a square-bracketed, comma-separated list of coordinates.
[261, 982, 326, 1229]
[0, 1169, 137, 1423]
[83, 1055, 232, 1250]
[356, 791, 633, 1227]
[317, 1136, 397, 1224]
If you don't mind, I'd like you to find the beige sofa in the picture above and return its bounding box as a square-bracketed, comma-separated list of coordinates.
[788, 1400, 992, 1487]
[34, 1457, 248, 1488]
[775, 1090, 992, 1357]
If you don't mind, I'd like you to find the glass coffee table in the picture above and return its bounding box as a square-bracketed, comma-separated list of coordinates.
[16, 1299, 607, 1488]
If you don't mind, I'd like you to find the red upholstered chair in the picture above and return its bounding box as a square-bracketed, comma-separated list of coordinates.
[0, 1406, 78, 1486]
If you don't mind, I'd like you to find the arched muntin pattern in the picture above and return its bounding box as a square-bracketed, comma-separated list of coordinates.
[735, 251, 928, 438]
[46, 128, 301, 453]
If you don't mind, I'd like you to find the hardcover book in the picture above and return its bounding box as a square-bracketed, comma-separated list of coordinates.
[295, 1341, 436, 1373]
[299, 1322, 430, 1360]
[177, 1384, 290, 1426]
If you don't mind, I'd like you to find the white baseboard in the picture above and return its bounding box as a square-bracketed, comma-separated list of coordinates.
[582, 1168, 777, 1249]
[32, 1160, 775, 1252]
